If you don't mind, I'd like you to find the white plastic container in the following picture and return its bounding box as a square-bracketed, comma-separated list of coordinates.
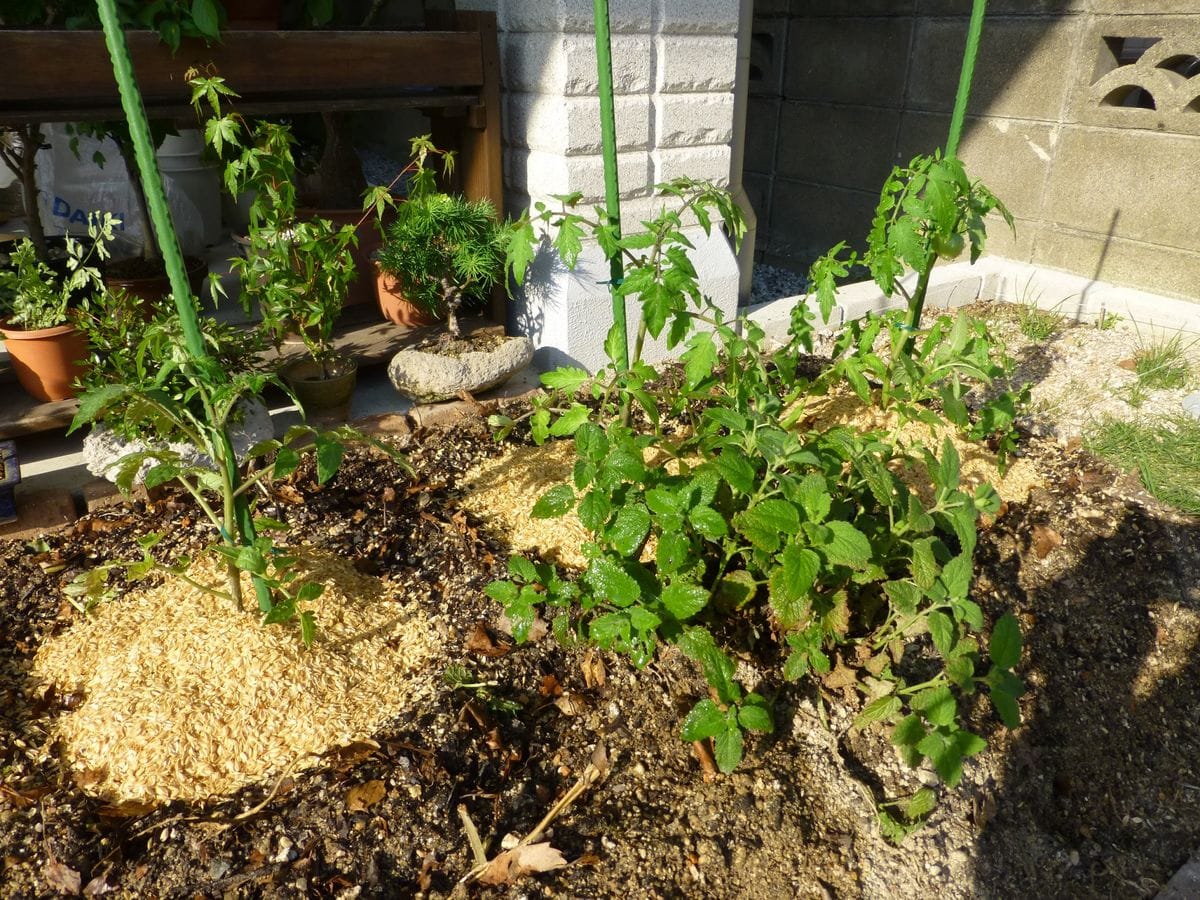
[156, 129, 221, 249]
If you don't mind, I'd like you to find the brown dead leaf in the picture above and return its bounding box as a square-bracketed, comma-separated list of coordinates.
[1117, 357, 1138, 371]
[465, 622, 511, 658]
[82, 873, 115, 897]
[581, 650, 606, 689]
[324, 739, 381, 772]
[417, 853, 438, 892]
[822, 659, 858, 691]
[45, 860, 81, 896]
[1032, 524, 1063, 560]
[345, 779, 387, 813]
[476, 842, 568, 886]
[538, 674, 563, 698]
[274, 483, 305, 505]
[0, 782, 52, 810]
[382, 486, 397, 503]
[553, 693, 588, 716]
[96, 799, 156, 819]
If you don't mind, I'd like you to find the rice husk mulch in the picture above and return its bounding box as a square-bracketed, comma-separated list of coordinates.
[457, 440, 590, 569]
[31, 550, 439, 805]
[794, 389, 1042, 504]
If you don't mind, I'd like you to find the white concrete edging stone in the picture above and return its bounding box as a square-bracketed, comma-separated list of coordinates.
[747, 255, 1200, 347]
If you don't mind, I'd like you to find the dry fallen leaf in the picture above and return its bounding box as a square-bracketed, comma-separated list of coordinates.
[554, 693, 588, 716]
[1117, 357, 1138, 371]
[345, 779, 387, 813]
[581, 649, 606, 689]
[465, 622, 511, 658]
[325, 739, 381, 773]
[1032, 524, 1063, 560]
[82, 873, 115, 897]
[539, 674, 563, 698]
[95, 799, 156, 819]
[476, 842, 568, 886]
[45, 860, 81, 896]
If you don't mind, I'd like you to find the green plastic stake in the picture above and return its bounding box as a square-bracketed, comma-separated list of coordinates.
[96, 0, 269, 611]
[903, 0, 987, 354]
[593, 0, 629, 375]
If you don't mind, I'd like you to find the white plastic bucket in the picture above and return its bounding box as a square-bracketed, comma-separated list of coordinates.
[156, 130, 221, 249]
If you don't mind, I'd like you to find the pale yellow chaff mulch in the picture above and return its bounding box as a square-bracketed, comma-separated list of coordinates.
[456, 391, 1039, 568]
[31, 551, 439, 804]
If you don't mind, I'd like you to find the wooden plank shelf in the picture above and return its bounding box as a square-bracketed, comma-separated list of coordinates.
[0, 308, 501, 440]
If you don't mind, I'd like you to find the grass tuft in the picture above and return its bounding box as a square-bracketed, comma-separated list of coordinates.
[1086, 416, 1200, 516]
[1133, 334, 1193, 392]
[1017, 303, 1066, 342]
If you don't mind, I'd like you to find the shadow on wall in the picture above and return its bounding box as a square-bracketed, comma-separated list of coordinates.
[744, 0, 1081, 274]
[968, 470, 1200, 895]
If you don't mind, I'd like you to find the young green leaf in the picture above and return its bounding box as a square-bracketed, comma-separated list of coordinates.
[532, 483, 575, 519]
[681, 698, 728, 742]
[713, 728, 744, 774]
[989, 612, 1022, 670]
[738, 693, 774, 733]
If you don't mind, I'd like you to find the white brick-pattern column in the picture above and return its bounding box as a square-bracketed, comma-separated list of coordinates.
[498, 0, 742, 372]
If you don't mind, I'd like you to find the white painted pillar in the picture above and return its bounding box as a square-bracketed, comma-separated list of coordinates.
[498, 0, 743, 372]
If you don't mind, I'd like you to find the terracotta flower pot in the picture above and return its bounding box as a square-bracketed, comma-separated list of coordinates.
[103, 256, 208, 311]
[0, 322, 89, 402]
[373, 262, 439, 328]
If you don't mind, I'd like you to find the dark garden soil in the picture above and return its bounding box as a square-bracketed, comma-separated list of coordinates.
[2, 415, 1199, 899]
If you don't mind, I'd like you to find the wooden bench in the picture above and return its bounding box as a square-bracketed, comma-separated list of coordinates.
[0, 12, 503, 439]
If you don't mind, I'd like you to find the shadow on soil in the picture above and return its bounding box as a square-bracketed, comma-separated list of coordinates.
[971, 491, 1200, 897]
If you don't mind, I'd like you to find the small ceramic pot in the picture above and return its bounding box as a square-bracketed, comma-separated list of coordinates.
[282, 356, 358, 421]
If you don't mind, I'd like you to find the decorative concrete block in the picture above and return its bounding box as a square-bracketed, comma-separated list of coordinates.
[768, 178, 878, 261]
[654, 93, 736, 149]
[783, 17, 912, 106]
[499, 0, 653, 35]
[743, 98, 780, 174]
[1032, 225, 1200, 302]
[655, 35, 738, 93]
[501, 33, 654, 96]
[1043, 126, 1200, 250]
[906, 17, 1083, 121]
[776, 102, 901, 192]
[505, 93, 652, 156]
[656, 0, 740, 34]
[653, 145, 731, 186]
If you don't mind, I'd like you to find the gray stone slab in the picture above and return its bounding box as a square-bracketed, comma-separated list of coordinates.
[1184, 391, 1200, 421]
[1158, 851, 1200, 899]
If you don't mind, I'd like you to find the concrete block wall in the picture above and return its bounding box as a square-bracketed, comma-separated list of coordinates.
[496, 0, 743, 371]
[747, 1, 1200, 303]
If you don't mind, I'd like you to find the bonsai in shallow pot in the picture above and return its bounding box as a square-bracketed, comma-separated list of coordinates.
[377, 175, 533, 403]
[0, 213, 117, 401]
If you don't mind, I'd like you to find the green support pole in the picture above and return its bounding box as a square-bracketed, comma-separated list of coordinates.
[945, 0, 987, 159]
[96, 0, 204, 357]
[593, 0, 629, 374]
[96, 0, 269, 611]
[903, 0, 987, 353]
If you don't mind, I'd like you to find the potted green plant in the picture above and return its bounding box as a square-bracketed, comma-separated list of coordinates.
[189, 71, 360, 419]
[374, 147, 533, 402]
[374, 190, 509, 335]
[0, 213, 116, 401]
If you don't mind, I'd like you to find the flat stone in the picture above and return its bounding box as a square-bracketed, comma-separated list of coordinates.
[81, 401, 274, 484]
[81, 478, 148, 513]
[1158, 850, 1200, 899]
[0, 487, 78, 541]
[1184, 392, 1200, 421]
[351, 412, 413, 437]
[388, 336, 534, 403]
